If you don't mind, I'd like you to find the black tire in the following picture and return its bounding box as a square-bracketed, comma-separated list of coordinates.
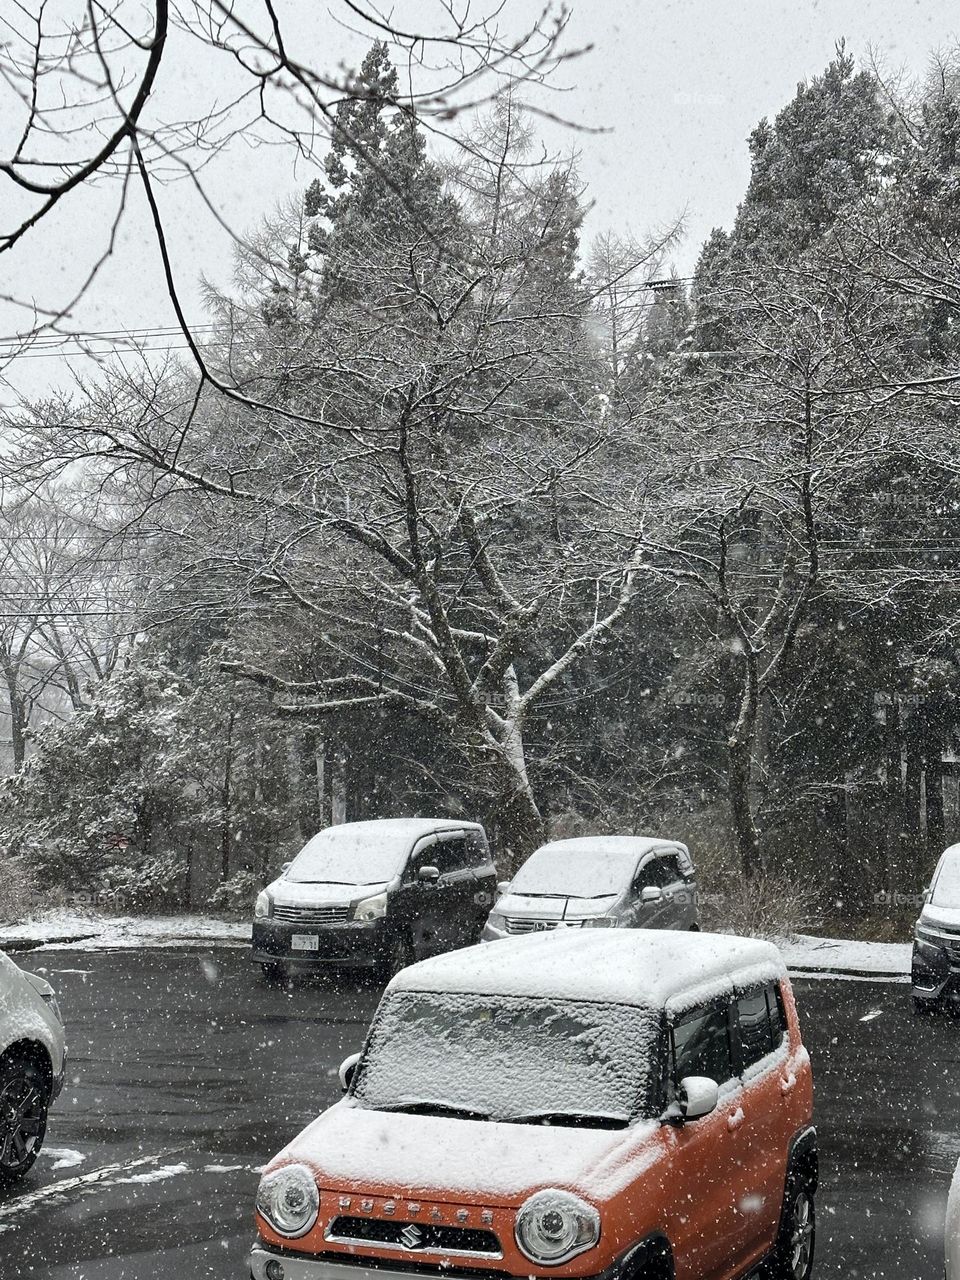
[260, 961, 288, 985]
[379, 929, 414, 980]
[767, 1182, 815, 1280]
[0, 1051, 50, 1186]
[688, 923, 701, 932]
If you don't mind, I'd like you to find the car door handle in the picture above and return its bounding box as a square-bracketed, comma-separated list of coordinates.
[727, 1107, 745, 1131]
[780, 1073, 797, 1095]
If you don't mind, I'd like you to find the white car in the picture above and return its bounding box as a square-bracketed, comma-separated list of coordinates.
[948, 1158, 960, 1279]
[0, 948, 66, 1183]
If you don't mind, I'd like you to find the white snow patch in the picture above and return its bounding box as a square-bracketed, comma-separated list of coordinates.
[778, 934, 911, 978]
[40, 1148, 86, 1170]
[0, 910, 251, 952]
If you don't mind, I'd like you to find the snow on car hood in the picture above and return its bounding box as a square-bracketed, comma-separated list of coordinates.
[495, 892, 620, 921]
[922, 904, 960, 930]
[274, 1099, 660, 1207]
[269, 879, 389, 908]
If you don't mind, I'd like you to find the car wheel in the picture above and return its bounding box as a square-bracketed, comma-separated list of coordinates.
[768, 1183, 815, 1280]
[260, 961, 288, 985]
[0, 1051, 50, 1186]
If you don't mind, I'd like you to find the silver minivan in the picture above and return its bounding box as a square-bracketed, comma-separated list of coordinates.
[482, 836, 697, 940]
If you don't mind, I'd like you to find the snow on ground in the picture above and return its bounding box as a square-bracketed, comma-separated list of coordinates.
[778, 933, 912, 979]
[0, 909, 251, 952]
[0, 910, 913, 979]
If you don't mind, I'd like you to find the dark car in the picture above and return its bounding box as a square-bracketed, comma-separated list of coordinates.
[252, 818, 496, 981]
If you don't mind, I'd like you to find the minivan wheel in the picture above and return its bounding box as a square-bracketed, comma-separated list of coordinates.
[768, 1184, 815, 1280]
[0, 1052, 49, 1185]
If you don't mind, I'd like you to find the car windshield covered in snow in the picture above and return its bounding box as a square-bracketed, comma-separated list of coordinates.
[932, 854, 960, 907]
[510, 843, 641, 898]
[286, 828, 407, 885]
[351, 989, 662, 1126]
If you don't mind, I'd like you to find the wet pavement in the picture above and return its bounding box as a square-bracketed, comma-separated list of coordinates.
[0, 948, 955, 1279]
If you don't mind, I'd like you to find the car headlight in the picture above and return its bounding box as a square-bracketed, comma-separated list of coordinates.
[581, 916, 616, 929]
[915, 923, 943, 947]
[254, 891, 272, 920]
[485, 911, 506, 930]
[256, 1164, 319, 1238]
[353, 892, 387, 922]
[515, 1189, 600, 1265]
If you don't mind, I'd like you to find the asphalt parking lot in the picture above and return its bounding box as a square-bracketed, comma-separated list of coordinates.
[0, 948, 956, 1279]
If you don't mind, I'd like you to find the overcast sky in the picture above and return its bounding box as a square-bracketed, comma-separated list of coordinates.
[3, 0, 959, 402]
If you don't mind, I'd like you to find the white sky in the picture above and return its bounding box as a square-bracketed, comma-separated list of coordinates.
[2, 0, 958, 402]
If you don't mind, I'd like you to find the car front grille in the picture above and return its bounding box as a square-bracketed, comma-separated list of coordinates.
[326, 1216, 502, 1259]
[503, 916, 586, 934]
[272, 904, 351, 925]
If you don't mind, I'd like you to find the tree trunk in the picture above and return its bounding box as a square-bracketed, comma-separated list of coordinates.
[904, 741, 923, 891]
[331, 752, 348, 825]
[925, 744, 945, 864]
[221, 711, 235, 883]
[728, 737, 762, 880]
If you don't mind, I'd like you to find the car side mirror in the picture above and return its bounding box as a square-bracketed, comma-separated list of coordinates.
[667, 1076, 719, 1124]
[496, 880, 511, 898]
[640, 885, 663, 904]
[923, 887, 931, 903]
[418, 865, 440, 884]
[281, 861, 292, 874]
[339, 1052, 361, 1092]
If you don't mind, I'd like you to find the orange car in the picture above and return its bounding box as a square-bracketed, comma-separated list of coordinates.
[250, 930, 816, 1280]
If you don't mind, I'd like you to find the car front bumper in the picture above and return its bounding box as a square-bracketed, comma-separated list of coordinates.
[912, 938, 959, 1001]
[252, 919, 388, 966]
[248, 1244, 656, 1280]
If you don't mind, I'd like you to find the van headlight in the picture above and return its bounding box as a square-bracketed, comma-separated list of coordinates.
[581, 916, 616, 929]
[256, 1164, 319, 1238]
[915, 923, 942, 947]
[515, 1189, 600, 1265]
[353, 892, 387, 922]
[254, 891, 272, 919]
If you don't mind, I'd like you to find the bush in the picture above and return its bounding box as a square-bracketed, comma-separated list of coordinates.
[699, 870, 824, 940]
[0, 855, 38, 924]
[208, 870, 263, 916]
[97, 853, 189, 914]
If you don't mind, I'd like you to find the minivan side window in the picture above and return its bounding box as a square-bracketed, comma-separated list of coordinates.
[735, 988, 775, 1069]
[635, 858, 666, 891]
[657, 854, 684, 885]
[463, 829, 489, 867]
[436, 836, 472, 875]
[671, 1003, 734, 1087]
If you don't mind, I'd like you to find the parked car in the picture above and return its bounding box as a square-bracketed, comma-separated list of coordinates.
[250, 929, 816, 1280]
[947, 1155, 960, 1280]
[912, 842, 960, 1012]
[482, 835, 697, 940]
[252, 818, 496, 981]
[0, 949, 66, 1185]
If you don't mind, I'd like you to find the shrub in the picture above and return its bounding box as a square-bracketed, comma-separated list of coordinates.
[0, 855, 38, 924]
[208, 869, 263, 916]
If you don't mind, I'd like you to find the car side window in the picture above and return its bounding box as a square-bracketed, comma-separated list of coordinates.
[634, 858, 664, 892]
[463, 829, 490, 867]
[407, 838, 441, 880]
[736, 987, 776, 1070]
[437, 836, 471, 874]
[766, 983, 788, 1046]
[658, 854, 683, 885]
[671, 1003, 734, 1086]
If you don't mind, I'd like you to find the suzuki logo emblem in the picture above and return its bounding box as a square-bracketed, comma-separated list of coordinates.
[400, 1224, 424, 1250]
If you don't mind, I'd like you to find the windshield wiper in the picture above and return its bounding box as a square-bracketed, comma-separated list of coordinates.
[373, 1098, 490, 1121]
[505, 1110, 629, 1129]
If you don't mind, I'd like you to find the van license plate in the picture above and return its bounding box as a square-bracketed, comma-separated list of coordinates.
[292, 934, 320, 952]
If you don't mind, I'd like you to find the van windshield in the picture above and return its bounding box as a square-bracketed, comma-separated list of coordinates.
[510, 846, 637, 898]
[352, 990, 662, 1125]
[932, 855, 960, 908]
[287, 828, 407, 885]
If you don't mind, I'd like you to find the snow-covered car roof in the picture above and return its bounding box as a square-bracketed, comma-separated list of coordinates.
[388, 929, 785, 1013]
[297, 818, 482, 855]
[529, 836, 685, 861]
